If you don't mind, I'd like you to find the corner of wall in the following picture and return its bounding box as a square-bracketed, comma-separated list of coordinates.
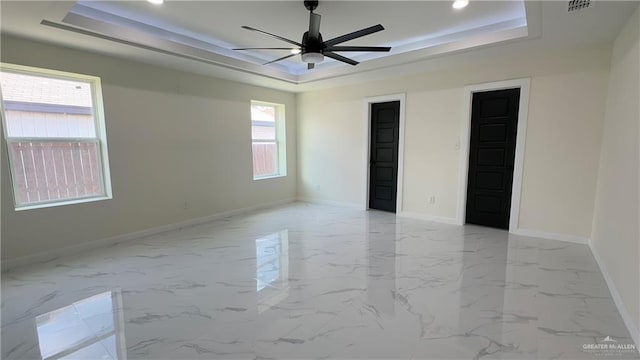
[589, 240, 640, 348]
[589, 3, 640, 348]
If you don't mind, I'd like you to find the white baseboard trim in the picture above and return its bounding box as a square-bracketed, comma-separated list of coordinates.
[511, 228, 589, 244]
[397, 211, 459, 225]
[296, 197, 362, 210]
[297, 199, 461, 227]
[589, 242, 640, 349]
[2, 198, 296, 271]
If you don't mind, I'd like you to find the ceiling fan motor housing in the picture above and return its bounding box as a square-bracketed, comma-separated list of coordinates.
[301, 31, 325, 63]
[302, 31, 324, 53]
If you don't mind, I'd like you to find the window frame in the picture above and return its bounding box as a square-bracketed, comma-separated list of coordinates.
[0, 63, 112, 211]
[250, 100, 286, 180]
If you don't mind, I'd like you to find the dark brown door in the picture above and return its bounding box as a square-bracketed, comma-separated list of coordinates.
[466, 88, 520, 229]
[369, 101, 400, 213]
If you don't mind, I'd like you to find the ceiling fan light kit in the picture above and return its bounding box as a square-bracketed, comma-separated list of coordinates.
[233, 0, 391, 70]
[452, 0, 469, 10]
[301, 52, 324, 63]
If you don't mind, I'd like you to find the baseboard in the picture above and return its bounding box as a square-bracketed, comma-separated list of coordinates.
[397, 211, 459, 225]
[297, 199, 464, 226]
[511, 228, 589, 244]
[589, 241, 640, 349]
[1, 198, 296, 272]
[296, 197, 362, 210]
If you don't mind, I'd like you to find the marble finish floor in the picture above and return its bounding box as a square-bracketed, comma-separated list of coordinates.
[2, 203, 638, 359]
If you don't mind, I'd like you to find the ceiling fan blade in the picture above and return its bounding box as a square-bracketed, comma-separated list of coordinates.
[263, 53, 297, 65]
[309, 13, 321, 39]
[324, 51, 359, 66]
[308, 63, 315, 70]
[241, 26, 302, 47]
[324, 46, 391, 52]
[233, 47, 301, 51]
[324, 24, 385, 47]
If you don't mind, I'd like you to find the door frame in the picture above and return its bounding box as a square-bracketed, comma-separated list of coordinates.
[456, 78, 531, 232]
[362, 93, 406, 212]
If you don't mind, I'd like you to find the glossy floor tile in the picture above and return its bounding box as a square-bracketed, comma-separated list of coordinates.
[2, 203, 638, 359]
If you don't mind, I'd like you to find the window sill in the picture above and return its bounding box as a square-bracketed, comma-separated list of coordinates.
[14, 195, 112, 211]
[253, 174, 286, 181]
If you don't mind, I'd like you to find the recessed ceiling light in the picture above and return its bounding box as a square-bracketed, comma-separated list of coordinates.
[147, 0, 164, 5]
[452, 0, 469, 10]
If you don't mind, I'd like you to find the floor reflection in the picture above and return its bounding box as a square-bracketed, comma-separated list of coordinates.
[2, 204, 635, 359]
[255, 230, 289, 312]
[35, 290, 126, 360]
[459, 226, 507, 339]
[366, 216, 396, 316]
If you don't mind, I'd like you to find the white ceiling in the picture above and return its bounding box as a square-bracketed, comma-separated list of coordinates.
[0, 1, 638, 92]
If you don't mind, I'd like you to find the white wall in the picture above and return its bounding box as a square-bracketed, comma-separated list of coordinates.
[591, 5, 640, 342]
[297, 42, 611, 239]
[1, 36, 297, 261]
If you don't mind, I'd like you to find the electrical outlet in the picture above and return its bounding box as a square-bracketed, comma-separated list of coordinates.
[183, 201, 189, 210]
[429, 195, 436, 204]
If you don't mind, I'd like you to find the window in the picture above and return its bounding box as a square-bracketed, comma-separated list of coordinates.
[0, 64, 111, 210]
[251, 101, 286, 179]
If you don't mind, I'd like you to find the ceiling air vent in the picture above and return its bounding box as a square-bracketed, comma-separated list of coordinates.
[568, 0, 591, 12]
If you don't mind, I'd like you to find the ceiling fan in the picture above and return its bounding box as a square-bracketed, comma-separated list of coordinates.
[233, 0, 391, 70]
